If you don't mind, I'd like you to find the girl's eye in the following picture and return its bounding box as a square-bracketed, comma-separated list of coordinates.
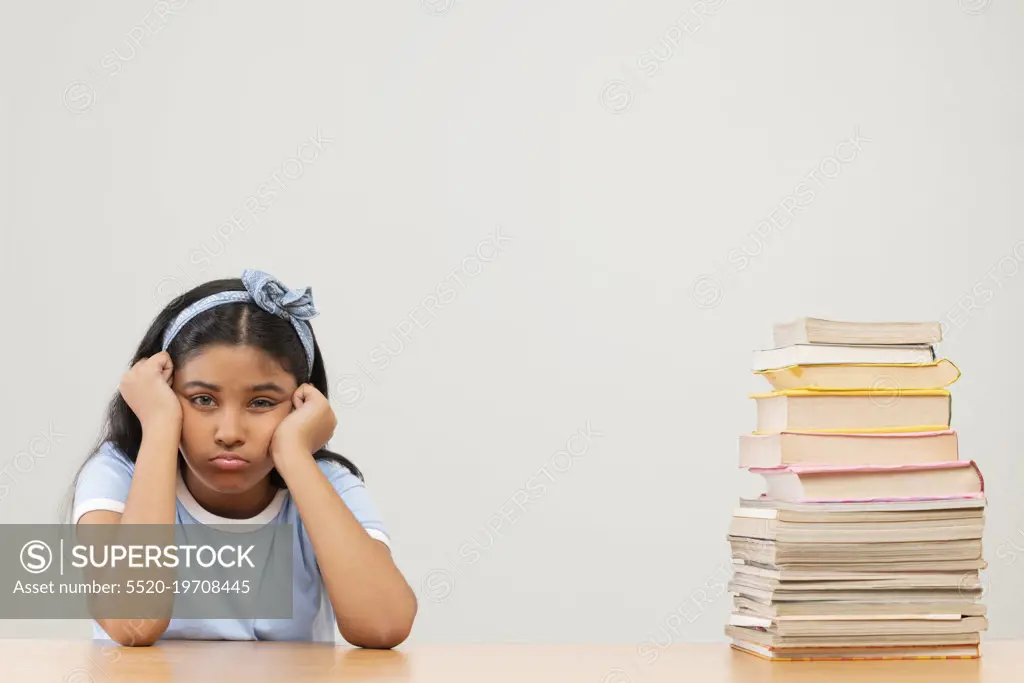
[188, 396, 276, 409]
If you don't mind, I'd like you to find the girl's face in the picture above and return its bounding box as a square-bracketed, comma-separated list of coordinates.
[171, 344, 298, 495]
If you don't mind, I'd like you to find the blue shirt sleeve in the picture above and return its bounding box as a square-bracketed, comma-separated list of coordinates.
[316, 459, 391, 549]
[72, 441, 135, 524]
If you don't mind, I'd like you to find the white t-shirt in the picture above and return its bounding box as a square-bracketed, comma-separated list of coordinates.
[72, 440, 391, 642]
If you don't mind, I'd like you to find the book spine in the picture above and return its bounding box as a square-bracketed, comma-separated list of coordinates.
[971, 460, 985, 492]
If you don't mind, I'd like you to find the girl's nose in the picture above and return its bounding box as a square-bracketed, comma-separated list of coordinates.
[215, 409, 245, 447]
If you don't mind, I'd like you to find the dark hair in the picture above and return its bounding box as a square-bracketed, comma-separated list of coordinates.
[61, 276, 361, 521]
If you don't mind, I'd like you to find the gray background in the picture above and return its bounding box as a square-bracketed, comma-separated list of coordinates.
[2, 0, 1022, 650]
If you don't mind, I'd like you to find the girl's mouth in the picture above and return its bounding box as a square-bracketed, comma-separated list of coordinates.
[209, 455, 250, 471]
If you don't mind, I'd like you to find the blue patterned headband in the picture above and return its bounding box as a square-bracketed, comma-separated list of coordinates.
[161, 269, 319, 377]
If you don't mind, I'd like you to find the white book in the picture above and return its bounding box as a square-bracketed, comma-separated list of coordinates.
[730, 638, 980, 660]
[739, 496, 986, 513]
[773, 318, 943, 346]
[752, 343, 935, 372]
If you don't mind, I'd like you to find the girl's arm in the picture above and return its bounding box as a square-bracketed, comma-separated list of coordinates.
[274, 449, 417, 649]
[78, 353, 182, 646]
[78, 425, 180, 646]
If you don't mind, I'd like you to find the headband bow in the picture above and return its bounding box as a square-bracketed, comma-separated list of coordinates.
[243, 269, 319, 323]
[161, 269, 319, 377]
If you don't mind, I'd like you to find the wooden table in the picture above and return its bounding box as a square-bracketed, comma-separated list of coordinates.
[2, 639, 1016, 682]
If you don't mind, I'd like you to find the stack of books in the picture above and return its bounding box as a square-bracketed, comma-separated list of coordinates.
[726, 317, 988, 661]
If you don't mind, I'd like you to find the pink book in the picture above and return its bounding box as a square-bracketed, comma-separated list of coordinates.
[748, 460, 985, 503]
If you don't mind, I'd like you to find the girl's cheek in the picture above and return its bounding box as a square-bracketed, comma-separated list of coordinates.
[263, 413, 288, 437]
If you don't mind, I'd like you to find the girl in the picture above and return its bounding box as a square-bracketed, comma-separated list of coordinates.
[68, 269, 417, 648]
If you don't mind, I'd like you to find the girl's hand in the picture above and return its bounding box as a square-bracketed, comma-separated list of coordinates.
[270, 384, 337, 460]
[119, 351, 182, 431]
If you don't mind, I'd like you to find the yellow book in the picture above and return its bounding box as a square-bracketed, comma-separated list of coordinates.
[756, 359, 960, 391]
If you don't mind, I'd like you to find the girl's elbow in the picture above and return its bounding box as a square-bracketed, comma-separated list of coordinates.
[339, 589, 417, 649]
[100, 618, 168, 647]
[340, 621, 413, 650]
[118, 635, 160, 647]
[341, 607, 416, 649]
